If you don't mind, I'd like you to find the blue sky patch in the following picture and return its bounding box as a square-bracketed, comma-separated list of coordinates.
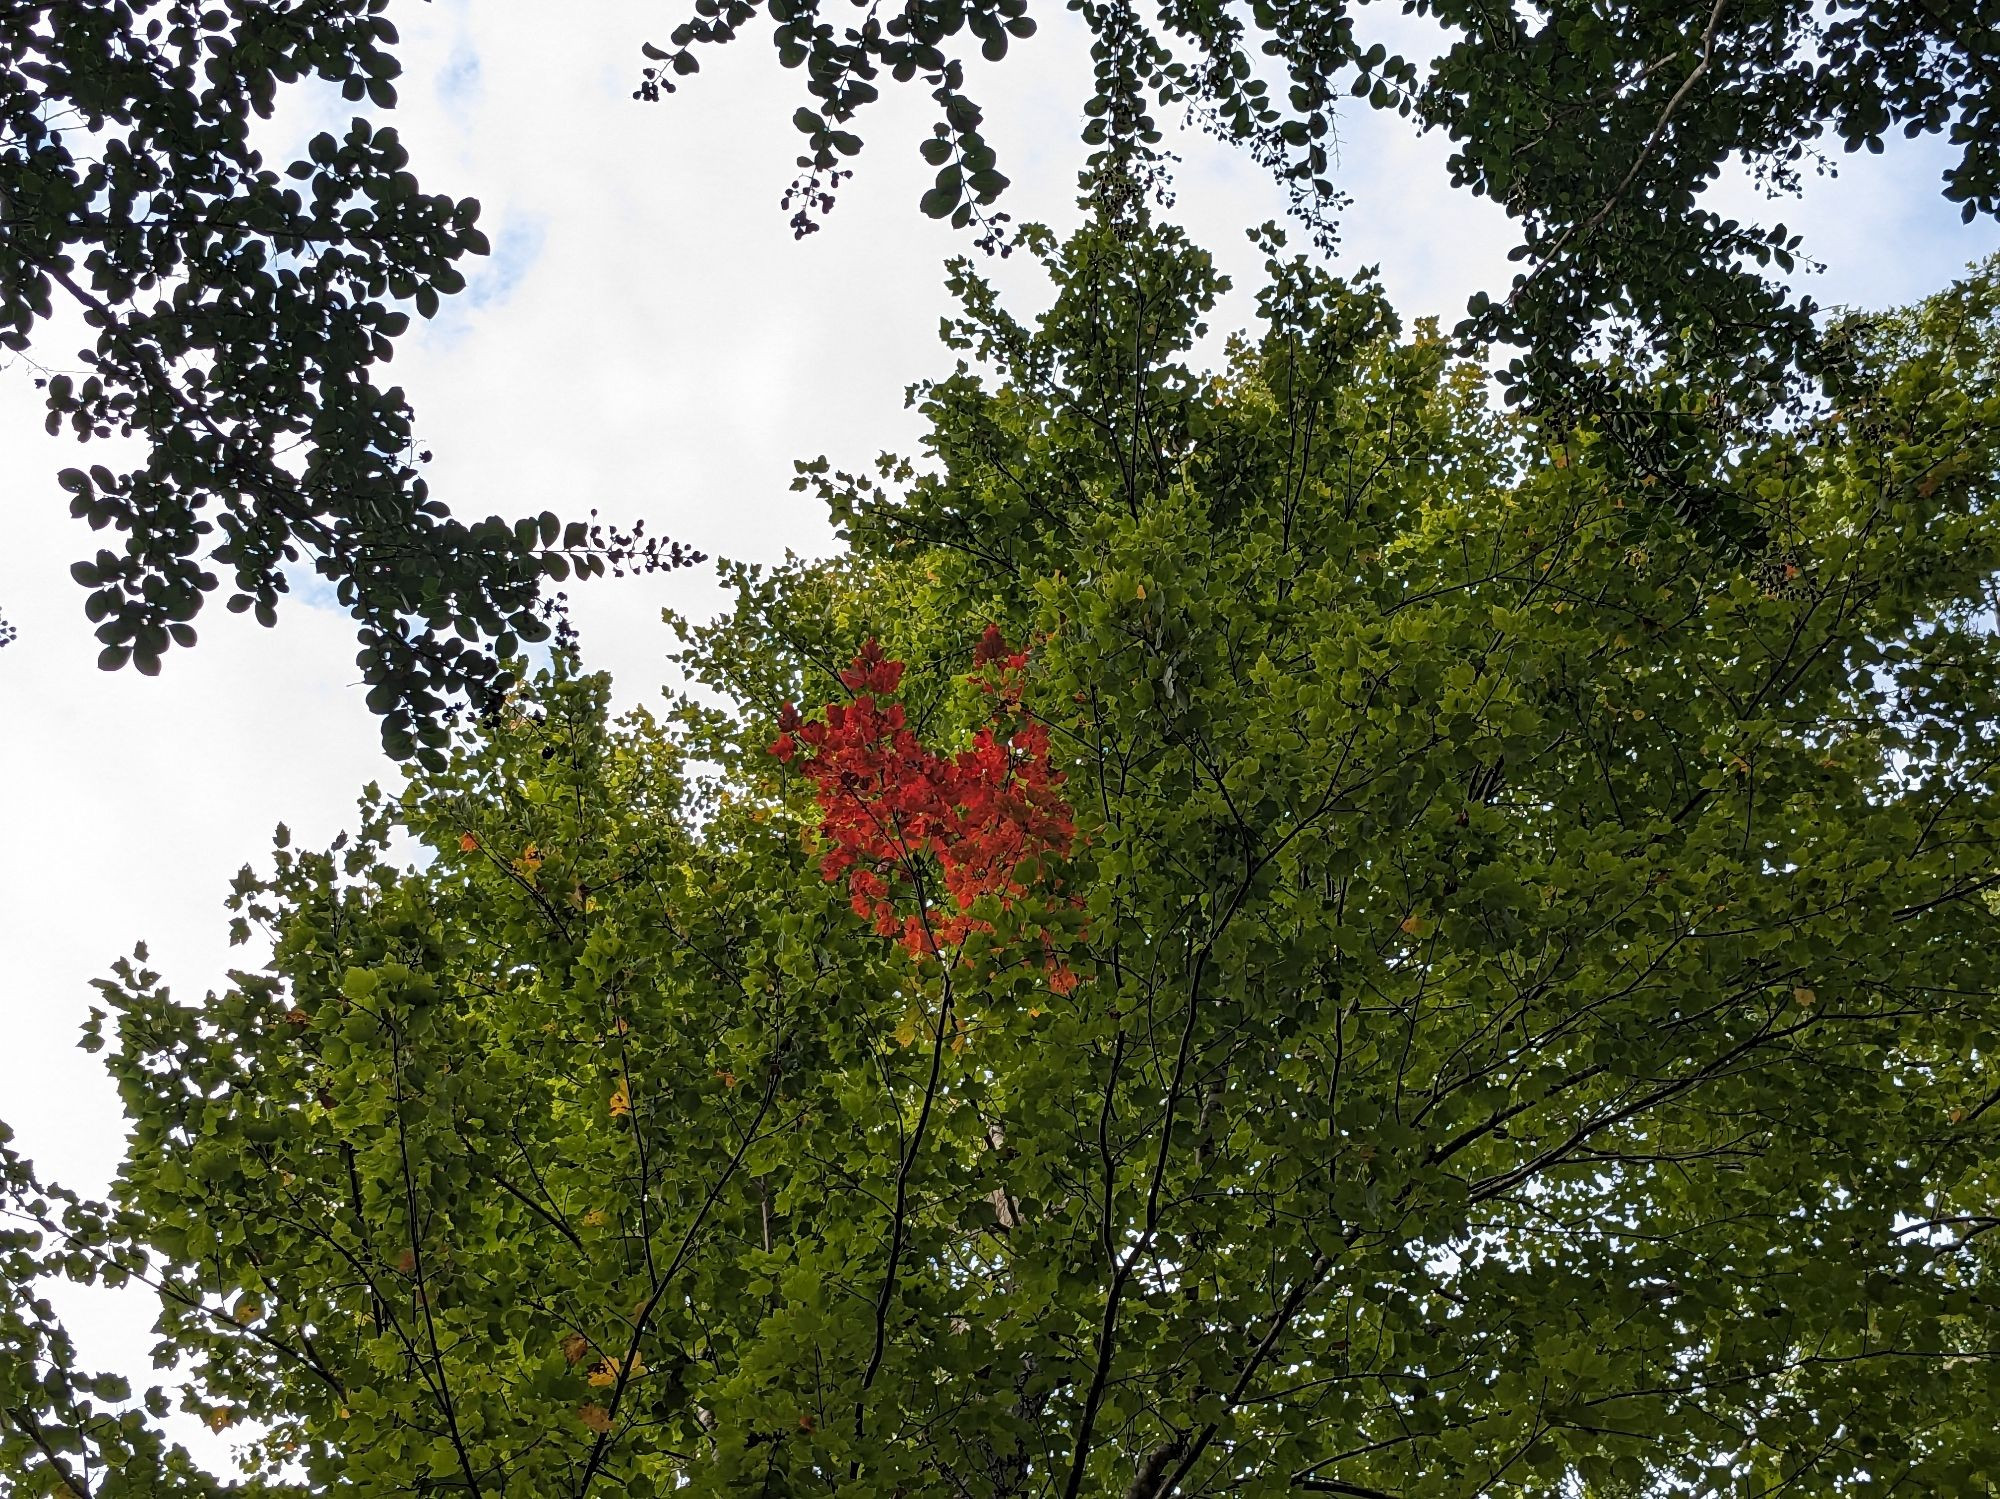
[465, 218, 547, 311]
[438, 42, 481, 106]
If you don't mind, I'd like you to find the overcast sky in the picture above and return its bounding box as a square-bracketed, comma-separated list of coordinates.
[1, 0, 1992, 1470]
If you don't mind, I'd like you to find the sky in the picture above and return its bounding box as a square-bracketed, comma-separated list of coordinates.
[0, 0, 1993, 1471]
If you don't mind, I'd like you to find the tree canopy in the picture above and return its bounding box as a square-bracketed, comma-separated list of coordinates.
[1, 0, 698, 759]
[8, 216, 2000, 1496]
[9, 0, 1994, 736]
[650, 0, 2000, 426]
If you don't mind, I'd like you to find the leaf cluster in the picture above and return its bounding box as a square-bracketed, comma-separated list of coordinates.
[3, 1, 699, 759]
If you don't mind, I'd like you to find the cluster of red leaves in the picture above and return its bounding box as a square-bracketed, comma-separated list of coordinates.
[772, 630, 1080, 992]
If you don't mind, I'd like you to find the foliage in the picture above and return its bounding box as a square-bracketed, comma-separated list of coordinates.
[771, 628, 1078, 966]
[643, 0, 2000, 487]
[10, 220, 2000, 1496]
[12, 0, 1991, 738]
[1, 1124, 236, 1498]
[2, 0, 697, 761]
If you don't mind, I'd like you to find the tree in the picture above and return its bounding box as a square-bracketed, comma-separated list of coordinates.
[647, 0, 2000, 513]
[2, 0, 697, 762]
[13, 2, 1988, 747]
[7, 215, 2000, 1495]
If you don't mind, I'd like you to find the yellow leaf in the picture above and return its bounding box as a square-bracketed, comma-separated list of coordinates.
[519, 843, 542, 869]
[588, 1352, 644, 1388]
[232, 1296, 261, 1325]
[1793, 987, 1816, 1009]
[608, 1083, 631, 1118]
[582, 1209, 608, 1228]
[1950, 1107, 1966, 1124]
[208, 1406, 233, 1432]
[1134, 582, 1146, 600]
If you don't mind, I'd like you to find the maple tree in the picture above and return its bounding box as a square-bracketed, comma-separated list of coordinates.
[7, 217, 2000, 1496]
[774, 630, 1077, 977]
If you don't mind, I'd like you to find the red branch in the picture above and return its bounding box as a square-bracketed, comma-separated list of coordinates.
[773, 629, 1079, 992]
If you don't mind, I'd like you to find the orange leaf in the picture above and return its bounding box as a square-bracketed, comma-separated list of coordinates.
[578, 1403, 612, 1433]
[562, 1333, 590, 1365]
[459, 832, 480, 852]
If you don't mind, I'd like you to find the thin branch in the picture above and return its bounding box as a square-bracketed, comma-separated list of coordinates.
[1506, 0, 1731, 308]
